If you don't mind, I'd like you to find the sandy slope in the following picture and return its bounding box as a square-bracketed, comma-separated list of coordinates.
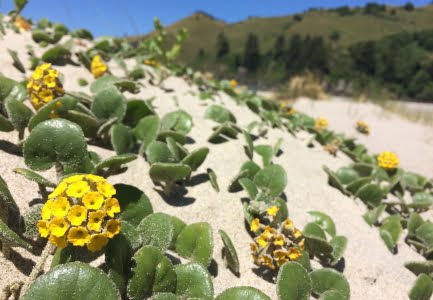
[0, 27, 430, 299]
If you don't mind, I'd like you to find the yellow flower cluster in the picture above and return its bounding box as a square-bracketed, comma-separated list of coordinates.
[91, 55, 108, 78]
[279, 100, 296, 116]
[250, 206, 304, 269]
[356, 121, 370, 135]
[14, 16, 31, 32]
[27, 63, 64, 110]
[230, 79, 237, 88]
[37, 174, 121, 252]
[144, 59, 160, 68]
[315, 117, 328, 130]
[377, 151, 399, 170]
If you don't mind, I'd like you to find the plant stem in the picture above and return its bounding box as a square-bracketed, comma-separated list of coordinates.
[55, 162, 63, 181]
[38, 184, 48, 200]
[163, 181, 174, 196]
[19, 243, 54, 299]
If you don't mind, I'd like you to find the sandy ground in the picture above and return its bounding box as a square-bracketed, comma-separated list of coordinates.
[0, 26, 431, 299]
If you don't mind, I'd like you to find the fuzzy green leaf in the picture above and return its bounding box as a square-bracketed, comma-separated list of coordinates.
[181, 147, 209, 171]
[215, 287, 271, 300]
[176, 222, 213, 267]
[379, 215, 402, 252]
[114, 184, 153, 227]
[91, 86, 126, 122]
[205, 105, 236, 124]
[149, 163, 191, 183]
[253, 164, 287, 197]
[13, 168, 56, 187]
[310, 268, 350, 300]
[409, 274, 433, 300]
[355, 183, 383, 207]
[219, 230, 240, 275]
[105, 234, 133, 294]
[161, 110, 193, 134]
[137, 213, 174, 253]
[308, 211, 337, 237]
[134, 115, 160, 151]
[207, 168, 220, 192]
[175, 263, 214, 300]
[110, 123, 134, 155]
[276, 262, 311, 300]
[0, 219, 30, 250]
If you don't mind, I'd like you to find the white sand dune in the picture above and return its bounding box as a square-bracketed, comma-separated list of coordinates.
[0, 26, 431, 300]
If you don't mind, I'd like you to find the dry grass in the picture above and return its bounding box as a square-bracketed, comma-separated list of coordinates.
[376, 99, 433, 127]
[281, 72, 328, 100]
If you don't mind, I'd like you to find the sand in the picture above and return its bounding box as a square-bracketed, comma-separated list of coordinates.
[0, 25, 432, 300]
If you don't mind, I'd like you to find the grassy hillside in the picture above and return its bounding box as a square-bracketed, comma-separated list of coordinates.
[129, 4, 433, 65]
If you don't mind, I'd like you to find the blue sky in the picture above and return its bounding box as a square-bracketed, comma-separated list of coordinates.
[0, 0, 431, 37]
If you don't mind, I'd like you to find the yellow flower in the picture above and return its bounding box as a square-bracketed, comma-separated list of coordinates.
[105, 198, 120, 217]
[91, 55, 108, 78]
[82, 192, 104, 210]
[274, 249, 289, 267]
[263, 227, 276, 239]
[87, 234, 109, 252]
[230, 79, 237, 88]
[32, 68, 44, 80]
[51, 197, 71, 217]
[47, 69, 59, 77]
[39, 88, 54, 102]
[67, 226, 90, 246]
[63, 174, 84, 184]
[88, 210, 106, 232]
[315, 117, 328, 130]
[66, 181, 90, 198]
[284, 218, 293, 230]
[67, 205, 87, 226]
[250, 218, 260, 232]
[259, 255, 275, 269]
[356, 121, 370, 135]
[43, 75, 57, 88]
[14, 16, 31, 31]
[49, 182, 67, 199]
[273, 234, 285, 246]
[293, 228, 302, 239]
[97, 182, 116, 198]
[377, 151, 399, 170]
[105, 219, 121, 238]
[39, 63, 52, 71]
[266, 206, 279, 217]
[37, 220, 50, 237]
[86, 174, 106, 183]
[250, 243, 258, 253]
[299, 239, 305, 250]
[257, 234, 268, 248]
[49, 235, 67, 248]
[49, 217, 69, 237]
[288, 247, 302, 260]
[41, 200, 52, 221]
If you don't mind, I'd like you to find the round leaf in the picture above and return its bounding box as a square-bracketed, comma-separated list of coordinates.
[137, 213, 174, 253]
[114, 184, 153, 226]
[23, 119, 87, 171]
[310, 268, 350, 300]
[181, 147, 209, 171]
[253, 164, 287, 197]
[308, 211, 337, 237]
[22, 262, 120, 300]
[204, 105, 236, 124]
[149, 163, 191, 183]
[175, 222, 213, 267]
[161, 110, 193, 134]
[215, 287, 271, 300]
[276, 262, 311, 300]
[91, 86, 126, 122]
[175, 263, 214, 300]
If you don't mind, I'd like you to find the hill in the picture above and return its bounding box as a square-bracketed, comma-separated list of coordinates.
[129, 4, 433, 66]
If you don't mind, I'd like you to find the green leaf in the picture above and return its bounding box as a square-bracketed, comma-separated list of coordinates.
[127, 246, 176, 300]
[148, 293, 177, 300]
[176, 222, 213, 267]
[408, 213, 424, 236]
[253, 164, 287, 197]
[146, 141, 175, 164]
[239, 178, 258, 200]
[51, 245, 75, 269]
[323, 166, 347, 195]
[310, 268, 350, 300]
[23, 119, 87, 171]
[350, 163, 374, 177]
[308, 211, 337, 237]
[204, 104, 236, 124]
[5, 98, 33, 131]
[363, 204, 385, 226]
[207, 168, 219, 192]
[355, 184, 383, 207]
[157, 131, 187, 145]
[415, 222, 433, 249]
[65, 110, 99, 138]
[409, 192, 433, 210]
[379, 215, 402, 252]
[0, 175, 19, 215]
[95, 154, 137, 171]
[0, 76, 18, 102]
[13, 168, 56, 187]
[302, 223, 333, 254]
[161, 110, 193, 134]
[409, 274, 433, 300]
[119, 220, 142, 249]
[254, 145, 273, 167]
[149, 163, 191, 183]
[175, 263, 214, 300]
[137, 213, 174, 253]
[329, 236, 348, 265]
[169, 216, 186, 250]
[91, 86, 126, 122]
[405, 261, 433, 277]
[181, 147, 209, 171]
[8, 49, 25, 73]
[41, 45, 71, 64]
[243, 130, 254, 159]
[110, 123, 135, 155]
[134, 115, 160, 151]
[0, 219, 31, 250]
[401, 172, 427, 193]
[105, 233, 133, 294]
[90, 75, 119, 94]
[215, 287, 271, 300]
[346, 177, 371, 195]
[28, 100, 59, 131]
[124, 99, 154, 127]
[114, 184, 153, 226]
[335, 167, 360, 185]
[219, 230, 240, 275]
[276, 262, 311, 300]
[0, 114, 14, 132]
[319, 290, 346, 300]
[23, 262, 120, 300]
